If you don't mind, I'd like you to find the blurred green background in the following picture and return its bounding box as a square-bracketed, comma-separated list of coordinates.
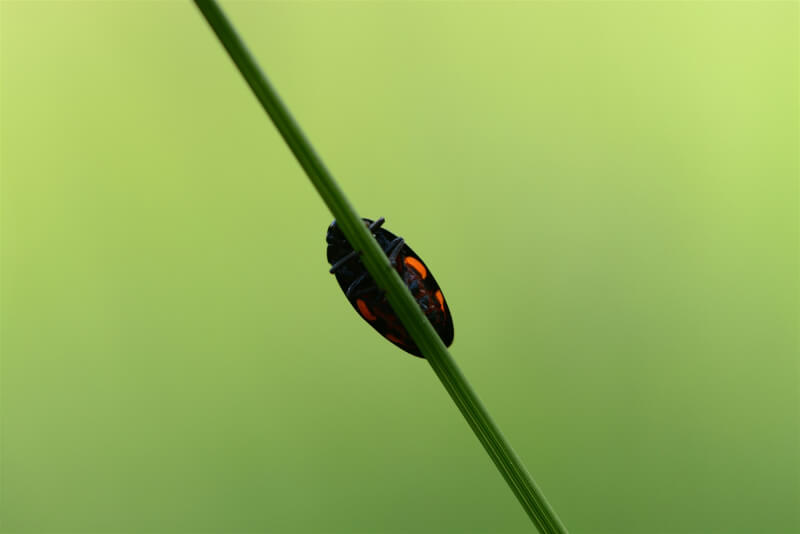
[1, 1, 797, 533]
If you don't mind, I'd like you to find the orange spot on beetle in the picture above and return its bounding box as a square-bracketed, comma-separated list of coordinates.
[435, 290, 445, 311]
[404, 257, 427, 279]
[356, 299, 377, 321]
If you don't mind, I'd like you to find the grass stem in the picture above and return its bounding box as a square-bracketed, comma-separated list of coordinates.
[193, 2, 567, 531]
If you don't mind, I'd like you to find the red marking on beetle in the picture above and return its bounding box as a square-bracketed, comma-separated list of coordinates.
[356, 299, 377, 321]
[435, 290, 445, 311]
[404, 256, 427, 279]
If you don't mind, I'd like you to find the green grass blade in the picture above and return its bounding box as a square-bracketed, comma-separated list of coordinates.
[193, 1, 568, 531]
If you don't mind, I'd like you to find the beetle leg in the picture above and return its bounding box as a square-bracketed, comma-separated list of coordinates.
[350, 284, 379, 299]
[346, 271, 370, 298]
[386, 237, 406, 264]
[329, 249, 361, 274]
[329, 218, 385, 274]
[368, 217, 386, 231]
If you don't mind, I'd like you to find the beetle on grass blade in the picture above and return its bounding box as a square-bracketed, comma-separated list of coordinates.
[326, 218, 454, 358]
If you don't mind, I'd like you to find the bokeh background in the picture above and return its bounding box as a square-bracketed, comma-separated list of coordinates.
[1, 2, 797, 533]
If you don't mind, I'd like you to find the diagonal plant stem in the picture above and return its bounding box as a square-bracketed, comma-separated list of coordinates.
[193, 1, 567, 532]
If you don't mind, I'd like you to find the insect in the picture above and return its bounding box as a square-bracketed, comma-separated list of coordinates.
[326, 217, 454, 358]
